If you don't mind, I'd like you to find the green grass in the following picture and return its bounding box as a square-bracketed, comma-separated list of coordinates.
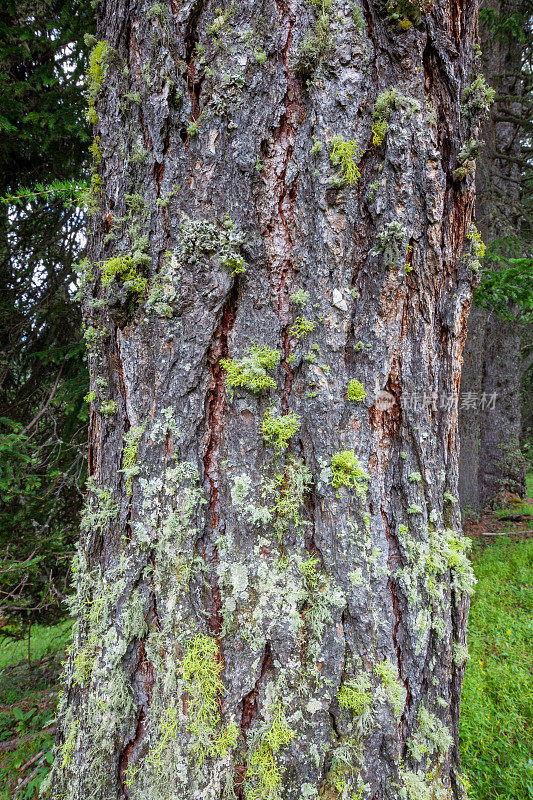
[460, 538, 533, 800]
[0, 620, 73, 799]
[526, 472, 533, 498]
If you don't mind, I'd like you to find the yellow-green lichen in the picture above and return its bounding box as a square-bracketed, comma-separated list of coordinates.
[329, 136, 362, 186]
[262, 407, 301, 452]
[86, 40, 113, 124]
[346, 379, 366, 402]
[374, 659, 407, 719]
[181, 634, 238, 763]
[330, 450, 369, 497]
[338, 673, 374, 731]
[290, 316, 316, 339]
[221, 344, 281, 394]
[245, 705, 295, 800]
[99, 254, 148, 297]
[121, 423, 146, 496]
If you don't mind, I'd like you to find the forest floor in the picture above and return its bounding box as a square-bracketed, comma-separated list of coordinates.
[0, 493, 531, 799]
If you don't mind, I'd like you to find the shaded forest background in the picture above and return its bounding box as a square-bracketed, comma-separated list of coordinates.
[0, 0, 530, 643]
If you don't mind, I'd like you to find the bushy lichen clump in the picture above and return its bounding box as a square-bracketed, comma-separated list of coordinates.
[80, 477, 119, 535]
[121, 423, 146, 495]
[99, 254, 148, 297]
[373, 88, 420, 134]
[374, 660, 407, 719]
[371, 117, 388, 146]
[86, 40, 113, 124]
[176, 215, 246, 275]
[463, 74, 495, 115]
[290, 316, 316, 339]
[453, 138, 484, 180]
[100, 399, 118, 417]
[399, 768, 449, 800]
[229, 455, 312, 539]
[329, 136, 362, 186]
[372, 220, 406, 269]
[396, 527, 475, 623]
[292, 0, 334, 79]
[337, 659, 406, 733]
[466, 224, 486, 272]
[338, 673, 373, 729]
[330, 450, 369, 496]
[272, 456, 313, 538]
[147, 215, 247, 317]
[347, 379, 366, 402]
[385, 0, 434, 28]
[290, 288, 310, 307]
[245, 705, 295, 800]
[407, 704, 453, 761]
[262, 407, 301, 452]
[221, 344, 281, 394]
[181, 634, 238, 763]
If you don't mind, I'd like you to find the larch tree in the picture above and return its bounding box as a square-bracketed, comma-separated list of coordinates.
[458, 0, 530, 513]
[48, 1, 480, 798]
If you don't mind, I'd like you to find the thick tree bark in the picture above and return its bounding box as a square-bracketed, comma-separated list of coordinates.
[50, 1, 478, 798]
[458, 0, 527, 512]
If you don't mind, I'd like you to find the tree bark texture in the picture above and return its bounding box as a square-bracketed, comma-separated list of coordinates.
[51, 1, 479, 798]
[458, 0, 526, 511]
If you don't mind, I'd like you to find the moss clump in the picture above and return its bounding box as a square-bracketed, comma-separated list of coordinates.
[181, 634, 238, 763]
[86, 40, 113, 124]
[330, 450, 369, 496]
[221, 344, 280, 394]
[262, 407, 301, 452]
[99, 254, 148, 297]
[245, 705, 295, 800]
[347, 379, 366, 402]
[289, 316, 316, 339]
[329, 136, 362, 185]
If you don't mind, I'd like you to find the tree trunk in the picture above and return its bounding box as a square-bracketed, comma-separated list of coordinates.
[479, 310, 526, 503]
[50, 2, 478, 798]
[458, 0, 527, 512]
[458, 305, 485, 514]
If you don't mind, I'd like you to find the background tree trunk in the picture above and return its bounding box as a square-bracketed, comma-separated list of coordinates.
[50, 1, 478, 798]
[458, 0, 527, 513]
